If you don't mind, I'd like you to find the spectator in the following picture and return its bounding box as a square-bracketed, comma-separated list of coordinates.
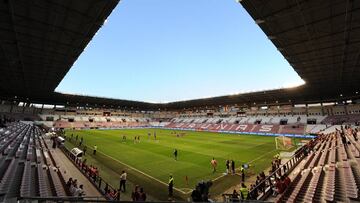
[249, 184, 258, 200]
[73, 179, 78, 186]
[116, 189, 121, 201]
[81, 159, 87, 169]
[131, 185, 140, 201]
[74, 184, 85, 196]
[282, 163, 287, 173]
[138, 187, 147, 201]
[197, 180, 212, 201]
[255, 176, 260, 185]
[191, 186, 202, 202]
[274, 177, 285, 195]
[260, 171, 266, 179]
[93, 167, 99, 182]
[66, 178, 73, 188]
[283, 176, 291, 187]
[231, 189, 239, 202]
[109, 189, 117, 200]
[69, 181, 77, 195]
[105, 189, 113, 200]
[271, 162, 276, 173]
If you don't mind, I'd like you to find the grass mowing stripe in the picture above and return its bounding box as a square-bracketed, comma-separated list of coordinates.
[65, 128, 282, 199]
[89, 145, 189, 194]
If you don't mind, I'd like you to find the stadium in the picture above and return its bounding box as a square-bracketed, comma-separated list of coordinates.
[0, 0, 360, 202]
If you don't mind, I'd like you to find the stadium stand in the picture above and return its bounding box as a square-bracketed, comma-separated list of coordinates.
[252, 126, 360, 203]
[0, 122, 107, 202]
[305, 125, 327, 134]
[322, 115, 360, 125]
[0, 0, 359, 201]
[0, 123, 64, 201]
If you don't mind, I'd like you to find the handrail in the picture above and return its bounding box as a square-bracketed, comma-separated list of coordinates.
[18, 197, 215, 203]
[221, 193, 274, 203]
[59, 144, 118, 200]
[247, 145, 308, 200]
[18, 195, 270, 203]
[18, 196, 118, 202]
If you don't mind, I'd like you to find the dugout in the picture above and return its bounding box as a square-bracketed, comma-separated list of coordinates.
[70, 147, 83, 158]
[57, 136, 65, 145]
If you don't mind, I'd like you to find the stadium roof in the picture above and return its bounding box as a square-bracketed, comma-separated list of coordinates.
[0, 0, 122, 101]
[165, 0, 360, 109]
[0, 0, 359, 110]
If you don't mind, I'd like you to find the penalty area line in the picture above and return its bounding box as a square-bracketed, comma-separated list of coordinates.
[248, 148, 278, 164]
[211, 148, 278, 182]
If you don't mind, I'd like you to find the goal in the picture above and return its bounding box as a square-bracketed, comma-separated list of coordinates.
[275, 136, 294, 150]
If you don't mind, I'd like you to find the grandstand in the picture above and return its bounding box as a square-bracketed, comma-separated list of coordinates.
[0, 0, 360, 202]
[0, 123, 67, 201]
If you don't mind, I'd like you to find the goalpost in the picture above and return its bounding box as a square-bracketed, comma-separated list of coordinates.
[275, 136, 294, 150]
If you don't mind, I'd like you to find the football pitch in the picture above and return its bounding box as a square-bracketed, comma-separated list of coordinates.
[64, 128, 283, 197]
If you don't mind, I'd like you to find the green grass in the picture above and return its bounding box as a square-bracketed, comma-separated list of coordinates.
[64, 129, 283, 200]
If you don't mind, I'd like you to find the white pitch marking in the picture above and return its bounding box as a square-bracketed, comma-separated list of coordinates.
[88, 147, 189, 194]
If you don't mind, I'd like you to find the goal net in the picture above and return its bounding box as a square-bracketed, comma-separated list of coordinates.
[275, 136, 294, 150]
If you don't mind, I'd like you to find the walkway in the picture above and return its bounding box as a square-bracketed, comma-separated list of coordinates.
[44, 137, 104, 198]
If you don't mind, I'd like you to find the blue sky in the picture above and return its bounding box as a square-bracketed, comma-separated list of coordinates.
[56, 0, 303, 103]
